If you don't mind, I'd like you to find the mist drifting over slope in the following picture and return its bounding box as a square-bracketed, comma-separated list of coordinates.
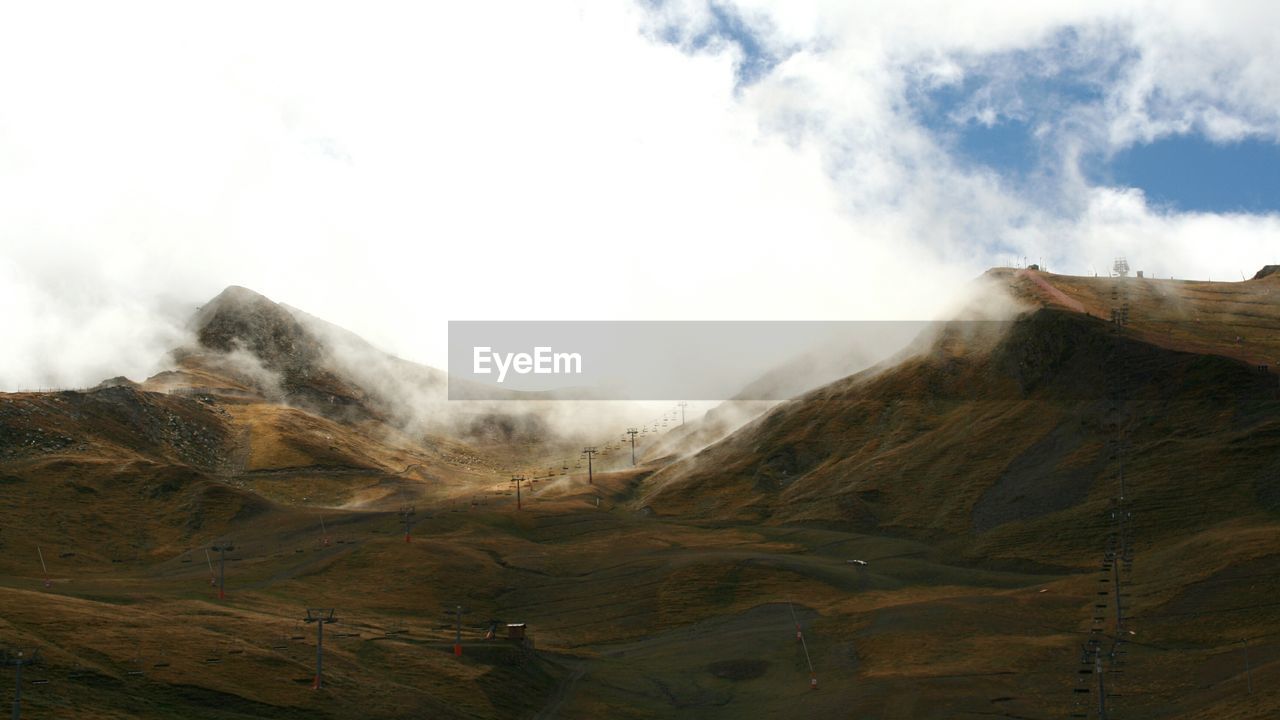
[3, 2, 1280, 390]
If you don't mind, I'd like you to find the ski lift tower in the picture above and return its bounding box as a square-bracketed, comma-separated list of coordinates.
[211, 541, 234, 600]
[2, 648, 40, 719]
[626, 428, 640, 466]
[511, 475, 529, 510]
[581, 447, 598, 485]
[303, 608, 338, 690]
[399, 506, 416, 543]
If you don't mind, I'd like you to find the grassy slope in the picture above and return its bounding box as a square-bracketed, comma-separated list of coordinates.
[3, 466, 1275, 718]
[629, 270, 1280, 716]
[1, 271, 1278, 717]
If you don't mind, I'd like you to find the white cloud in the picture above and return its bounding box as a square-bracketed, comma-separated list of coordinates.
[0, 1, 1277, 389]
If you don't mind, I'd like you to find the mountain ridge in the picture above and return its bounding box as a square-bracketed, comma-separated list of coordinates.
[637, 271, 1280, 567]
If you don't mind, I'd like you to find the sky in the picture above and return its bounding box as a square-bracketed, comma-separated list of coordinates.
[1, 0, 1279, 389]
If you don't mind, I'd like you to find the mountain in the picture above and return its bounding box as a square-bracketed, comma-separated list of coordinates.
[3, 271, 1279, 719]
[638, 269, 1280, 566]
[0, 287, 512, 546]
[149, 285, 445, 426]
[618, 269, 1280, 717]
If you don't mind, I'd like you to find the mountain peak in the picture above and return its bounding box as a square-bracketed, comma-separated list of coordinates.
[191, 286, 322, 372]
[210, 284, 269, 301]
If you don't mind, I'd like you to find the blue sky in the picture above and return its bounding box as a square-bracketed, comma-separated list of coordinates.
[1104, 137, 1280, 214]
[661, 7, 1280, 216]
[918, 73, 1280, 214]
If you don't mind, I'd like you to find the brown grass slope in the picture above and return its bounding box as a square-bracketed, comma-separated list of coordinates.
[639, 275, 1280, 569]
[0, 386, 494, 580]
[1002, 267, 1280, 367]
[3, 273, 1280, 718]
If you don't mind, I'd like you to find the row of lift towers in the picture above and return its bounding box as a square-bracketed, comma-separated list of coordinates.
[510, 402, 689, 509]
[2, 403, 694, 717]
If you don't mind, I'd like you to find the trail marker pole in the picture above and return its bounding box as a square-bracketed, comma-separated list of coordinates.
[320, 515, 330, 547]
[1241, 638, 1253, 694]
[304, 609, 337, 690]
[212, 542, 234, 600]
[453, 605, 465, 656]
[36, 548, 49, 589]
[788, 603, 816, 690]
[582, 447, 597, 485]
[205, 549, 217, 588]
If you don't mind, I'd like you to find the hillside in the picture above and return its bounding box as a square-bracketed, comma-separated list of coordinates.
[639, 270, 1280, 561]
[629, 268, 1280, 716]
[1003, 267, 1280, 367]
[149, 286, 447, 427]
[0, 287, 512, 554]
[2, 271, 1279, 718]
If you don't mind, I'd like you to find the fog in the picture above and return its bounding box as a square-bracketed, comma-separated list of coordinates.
[3, 2, 1279, 391]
